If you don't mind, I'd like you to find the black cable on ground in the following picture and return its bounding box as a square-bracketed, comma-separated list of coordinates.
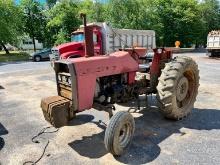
[23, 126, 59, 165]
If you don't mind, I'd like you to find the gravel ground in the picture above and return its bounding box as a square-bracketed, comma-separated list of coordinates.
[0, 53, 220, 165]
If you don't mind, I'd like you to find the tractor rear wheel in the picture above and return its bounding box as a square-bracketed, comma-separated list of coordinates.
[156, 56, 199, 120]
[104, 111, 135, 156]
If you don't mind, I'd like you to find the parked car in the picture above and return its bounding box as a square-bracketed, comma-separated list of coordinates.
[29, 48, 51, 62]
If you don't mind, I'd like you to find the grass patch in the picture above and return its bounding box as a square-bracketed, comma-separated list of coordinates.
[0, 51, 30, 62]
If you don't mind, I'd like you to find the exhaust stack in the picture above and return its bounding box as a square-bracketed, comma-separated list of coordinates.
[80, 13, 94, 57]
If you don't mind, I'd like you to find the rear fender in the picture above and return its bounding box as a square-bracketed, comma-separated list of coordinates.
[150, 48, 172, 91]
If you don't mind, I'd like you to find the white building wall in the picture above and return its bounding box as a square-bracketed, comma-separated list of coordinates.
[19, 37, 43, 50]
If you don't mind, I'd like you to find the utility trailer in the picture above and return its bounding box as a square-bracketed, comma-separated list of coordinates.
[206, 30, 220, 57]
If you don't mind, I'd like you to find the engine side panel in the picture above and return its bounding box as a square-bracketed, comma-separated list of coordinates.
[71, 51, 138, 111]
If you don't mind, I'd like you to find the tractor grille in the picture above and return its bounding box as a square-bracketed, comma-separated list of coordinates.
[51, 49, 60, 60]
[57, 72, 72, 100]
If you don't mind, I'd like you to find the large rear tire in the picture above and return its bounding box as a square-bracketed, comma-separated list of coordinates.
[104, 111, 135, 156]
[156, 56, 199, 120]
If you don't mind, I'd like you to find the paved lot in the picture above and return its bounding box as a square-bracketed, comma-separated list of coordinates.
[0, 53, 220, 165]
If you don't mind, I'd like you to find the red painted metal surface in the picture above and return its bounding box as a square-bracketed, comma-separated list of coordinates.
[150, 48, 172, 78]
[122, 47, 147, 64]
[57, 42, 84, 56]
[128, 71, 136, 84]
[84, 26, 94, 57]
[93, 26, 103, 55]
[61, 50, 85, 59]
[123, 47, 147, 57]
[56, 26, 102, 59]
[70, 51, 139, 111]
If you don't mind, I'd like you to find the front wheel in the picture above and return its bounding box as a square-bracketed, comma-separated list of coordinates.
[104, 111, 135, 156]
[156, 56, 199, 120]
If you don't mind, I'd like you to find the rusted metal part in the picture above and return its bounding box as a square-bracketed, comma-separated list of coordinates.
[84, 26, 95, 57]
[80, 13, 94, 57]
[41, 96, 74, 128]
[150, 48, 172, 92]
[176, 76, 189, 102]
[122, 47, 147, 57]
[121, 47, 147, 64]
[80, 13, 87, 27]
[135, 72, 150, 94]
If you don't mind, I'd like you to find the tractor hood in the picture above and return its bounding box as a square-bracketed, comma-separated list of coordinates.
[54, 51, 138, 112]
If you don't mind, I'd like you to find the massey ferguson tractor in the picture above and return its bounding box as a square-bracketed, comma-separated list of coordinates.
[41, 14, 199, 156]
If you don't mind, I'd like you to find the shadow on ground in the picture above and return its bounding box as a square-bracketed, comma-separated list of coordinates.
[68, 99, 220, 164]
[68, 114, 95, 126]
[0, 122, 8, 151]
[0, 85, 5, 89]
[203, 56, 220, 60]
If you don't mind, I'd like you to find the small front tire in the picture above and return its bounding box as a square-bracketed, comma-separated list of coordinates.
[104, 111, 135, 156]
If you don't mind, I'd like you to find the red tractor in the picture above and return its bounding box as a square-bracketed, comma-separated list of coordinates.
[41, 14, 199, 156]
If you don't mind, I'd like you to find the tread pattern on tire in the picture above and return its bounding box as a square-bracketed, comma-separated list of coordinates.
[156, 56, 199, 120]
[104, 111, 135, 156]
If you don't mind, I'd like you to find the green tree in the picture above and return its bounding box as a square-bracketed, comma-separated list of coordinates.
[21, 0, 47, 51]
[105, 0, 142, 29]
[46, 0, 57, 9]
[198, 0, 220, 45]
[79, 0, 107, 22]
[0, 0, 23, 54]
[154, 0, 202, 47]
[46, 0, 81, 44]
[54, 29, 68, 45]
[92, 1, 107, 22]
[104, 0, 220, 47]
[15, 0, 220, 48]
